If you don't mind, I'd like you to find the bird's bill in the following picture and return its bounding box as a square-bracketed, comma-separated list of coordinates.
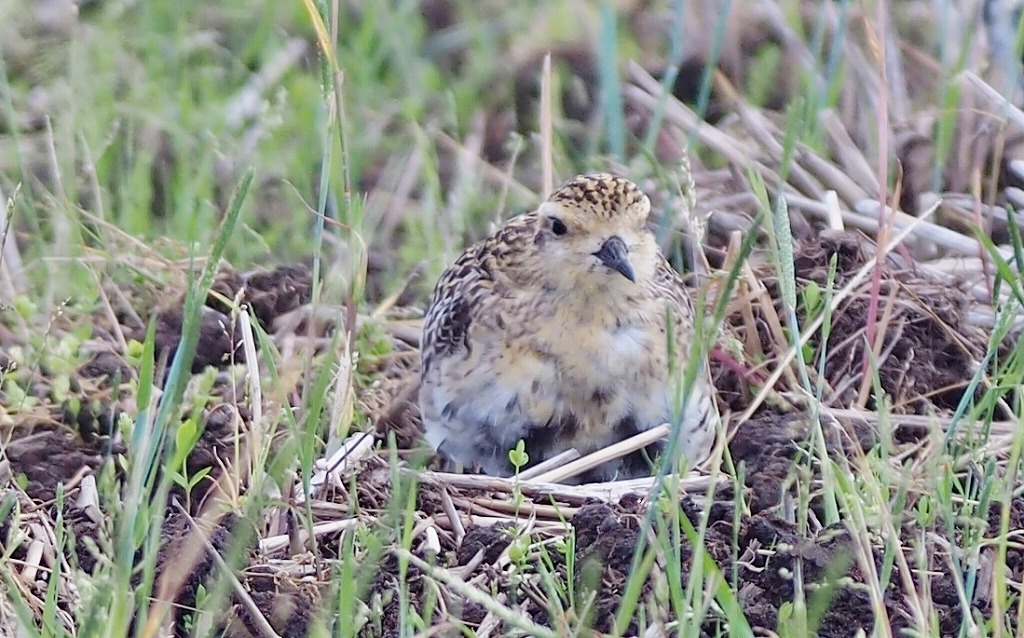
[593, 235, 636, 282]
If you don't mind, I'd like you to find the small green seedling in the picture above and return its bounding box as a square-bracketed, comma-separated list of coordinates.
[167, 414, 213, 509]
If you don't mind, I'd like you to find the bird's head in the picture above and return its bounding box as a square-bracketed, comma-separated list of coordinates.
[530, 173, 660, 292]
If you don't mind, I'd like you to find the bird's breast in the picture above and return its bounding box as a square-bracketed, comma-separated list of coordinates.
[605, 323, 652, 363]
[532, 314, 673, 433]
[549, 315, 664, 380]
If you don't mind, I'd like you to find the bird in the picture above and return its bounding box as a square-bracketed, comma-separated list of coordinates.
[418, 172, 719, 483]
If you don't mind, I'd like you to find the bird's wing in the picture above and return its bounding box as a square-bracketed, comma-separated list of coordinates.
[651, 253, 697, 329]
[419, 214, 552, 475]
[420, 214, 537, 373]
[651, 252, 720, 446]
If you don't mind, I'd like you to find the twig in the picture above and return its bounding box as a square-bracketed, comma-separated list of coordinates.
[409, 467, 721, 504]
[517, 448, 581, 481]
[962, 70, 1024, 131]
[260, 518, 369, 554]
[438, 485, 466, 543]
[529, 425, 670, 484]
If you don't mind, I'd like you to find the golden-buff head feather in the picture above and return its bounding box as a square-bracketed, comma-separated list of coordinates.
[525, 172, 660, 295]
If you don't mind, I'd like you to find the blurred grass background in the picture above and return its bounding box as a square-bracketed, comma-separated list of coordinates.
[3, 0, 641, 303]
[1, 0, 827, 310]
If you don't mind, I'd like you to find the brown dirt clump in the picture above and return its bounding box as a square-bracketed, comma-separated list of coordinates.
[6, 428, 122, 502]
[455, 522, 515, 565]
[221, 579, 320, 638]
[138, 263, 315, 374]
[726, 412, 807, 513]
[714, 228, 991, 420]
[791, 230, 987, 413]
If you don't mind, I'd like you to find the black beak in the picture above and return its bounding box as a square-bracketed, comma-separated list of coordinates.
[593, 236, 636, 282]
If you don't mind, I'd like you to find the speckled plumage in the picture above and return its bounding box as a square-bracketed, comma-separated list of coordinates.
[419, 173, 719, 482]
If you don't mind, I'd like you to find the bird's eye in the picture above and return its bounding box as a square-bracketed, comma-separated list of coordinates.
[550, 218, 568, 236]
